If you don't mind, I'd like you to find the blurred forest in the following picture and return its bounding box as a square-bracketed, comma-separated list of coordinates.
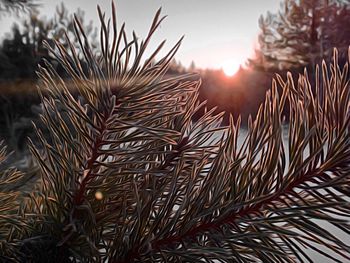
[1, 0, 350, 153]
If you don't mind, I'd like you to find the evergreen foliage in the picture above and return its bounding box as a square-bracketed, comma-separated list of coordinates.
[250, 0, 350, 71]
[0, 4, 98, 152]
[0, 0, 38, 15]
[0, 3, 97, 81]
[1, 2, 350, 262]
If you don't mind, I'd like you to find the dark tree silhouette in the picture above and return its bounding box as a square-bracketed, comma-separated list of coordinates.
[0, 3, 97, 81]
[250, 0, 350, 71]
[0, 0, 38, 15]
[0, 4, 98, 152]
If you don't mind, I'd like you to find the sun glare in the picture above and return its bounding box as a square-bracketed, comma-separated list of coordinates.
[222, 61, 241, 77]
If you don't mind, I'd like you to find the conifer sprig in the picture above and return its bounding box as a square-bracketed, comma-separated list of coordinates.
[0, 141, 28, 262]
[2, 2, 350, 262]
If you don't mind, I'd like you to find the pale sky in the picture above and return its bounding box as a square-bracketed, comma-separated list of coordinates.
[0, 0, 281, 69]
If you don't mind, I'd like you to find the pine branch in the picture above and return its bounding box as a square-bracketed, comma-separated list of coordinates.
[5, 1, 350, 262]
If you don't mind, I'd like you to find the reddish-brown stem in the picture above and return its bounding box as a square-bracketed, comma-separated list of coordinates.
[113, 168, 325, 263]
[73, 111, 109, 206]
[60, 110, 111, 247]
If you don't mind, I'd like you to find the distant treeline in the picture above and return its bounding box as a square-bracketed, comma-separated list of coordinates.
[1, 0, 350, 150]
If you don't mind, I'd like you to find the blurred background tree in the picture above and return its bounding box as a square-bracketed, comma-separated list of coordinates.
[0, 3, 97, 153]
[249, 0, 350, 72]
[0, 0, 38, 15]
[0, 3, 97, 82]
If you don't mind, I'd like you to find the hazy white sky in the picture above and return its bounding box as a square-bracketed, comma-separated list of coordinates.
[0, 0, 281, 69]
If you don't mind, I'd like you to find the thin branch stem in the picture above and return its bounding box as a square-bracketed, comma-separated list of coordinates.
[115, 168, 325, 262]
[73, 111, 109, 206]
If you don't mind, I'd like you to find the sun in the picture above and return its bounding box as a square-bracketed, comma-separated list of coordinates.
[221, 60, 241, 77]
